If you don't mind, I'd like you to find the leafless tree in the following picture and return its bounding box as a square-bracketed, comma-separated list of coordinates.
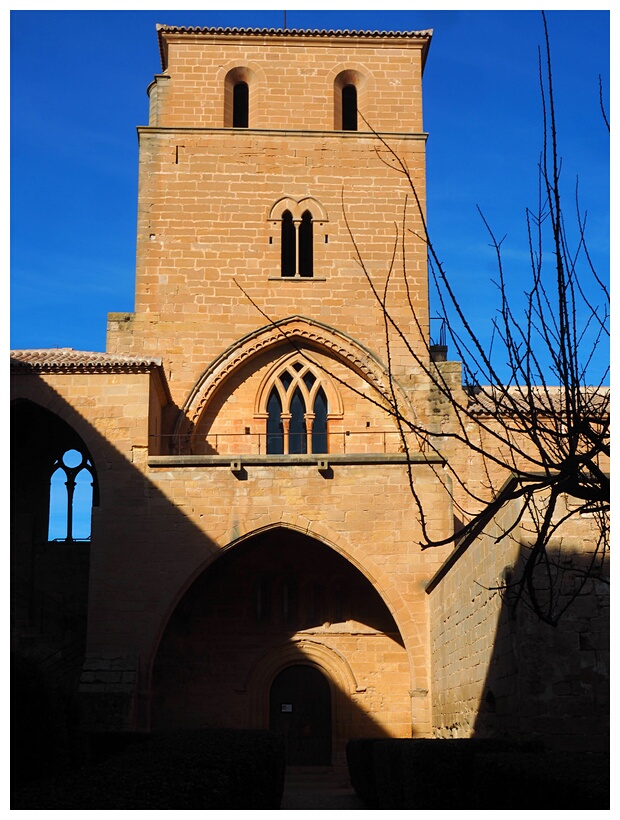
[236, 14, 608, 626]
[343, 12, 609, 626]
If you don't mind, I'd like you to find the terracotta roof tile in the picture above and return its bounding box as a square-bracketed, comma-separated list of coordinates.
[156, 24, 432, 38]
[155, 25, 433, 71]
[10, 349, 162, 373]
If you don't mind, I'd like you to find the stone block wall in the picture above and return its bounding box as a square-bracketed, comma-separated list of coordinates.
[428, 497, 610, 750]
[151, 31, 428, 133]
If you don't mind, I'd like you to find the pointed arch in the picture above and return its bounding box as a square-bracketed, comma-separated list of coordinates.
[146, 520, 412, 695]
[176, 316, 412, 447]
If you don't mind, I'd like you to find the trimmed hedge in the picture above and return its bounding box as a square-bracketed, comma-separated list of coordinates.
[11, 652, 86, 788]
[12, 728, 286, 809]
[347, 738, 609, 810]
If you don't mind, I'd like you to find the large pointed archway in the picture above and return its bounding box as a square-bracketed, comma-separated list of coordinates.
[151, 527, 411, 761]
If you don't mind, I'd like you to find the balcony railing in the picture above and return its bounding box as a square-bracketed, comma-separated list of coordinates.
[151, 429, 426, 457]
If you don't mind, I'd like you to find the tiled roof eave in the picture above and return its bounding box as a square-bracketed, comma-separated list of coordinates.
[10, 350, 163, 375]
[156, 24, 433, 72]
[155, 24, 433, 38]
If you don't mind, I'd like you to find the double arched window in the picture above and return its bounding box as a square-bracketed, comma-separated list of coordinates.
[265, 360, 329, 454]
[268, 197, 328, 279]
[281, 209, 313, 277]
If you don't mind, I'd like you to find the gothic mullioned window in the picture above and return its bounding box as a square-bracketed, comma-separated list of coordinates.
[265, 360, 329, 454]
[48, 448, 95, 541]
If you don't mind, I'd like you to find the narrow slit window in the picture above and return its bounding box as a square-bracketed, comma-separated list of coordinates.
[298, 211, 313, 277]
[342, 84, 357, 131]
[312, 387, 328, 454]
[233, 81, 249, 128]
[281, 211, 296, 277]
[289, 388, 307, 454]
[267, 389, 284, 454]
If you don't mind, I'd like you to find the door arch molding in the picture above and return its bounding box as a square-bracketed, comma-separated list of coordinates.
[244, 638, 362, 731]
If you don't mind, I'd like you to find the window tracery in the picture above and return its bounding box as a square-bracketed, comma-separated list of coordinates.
[48, 448, 95, 541]
[263, 359, 329, 454]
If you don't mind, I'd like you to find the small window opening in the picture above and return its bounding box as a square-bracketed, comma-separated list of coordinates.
[342, 84, 357, 131]
[267, 390, 284, 454]
[298, 210, 313, 277]
[308, 581, 325, 624]
[312, 387, 328, 454]
[255, 578, 272, 622]
[289, 388, 307, 454]
[282, 580, 297, 624]
[233, 81, 249, 128]
[281, 210, 296, 277]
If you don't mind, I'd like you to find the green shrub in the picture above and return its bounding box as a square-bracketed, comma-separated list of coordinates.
[12, 728, 286, 809]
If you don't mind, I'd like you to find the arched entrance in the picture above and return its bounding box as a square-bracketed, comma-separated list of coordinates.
[270, 664, 332, 765]
[151, 527, 410, 749]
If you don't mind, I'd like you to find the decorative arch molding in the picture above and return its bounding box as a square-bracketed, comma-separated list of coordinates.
[327, 61, 372, 88]
[268, 196, 328, 223]
[175, 315, 412, 445]
[246, 638, 361, 695]
[245, 639, 363, 729]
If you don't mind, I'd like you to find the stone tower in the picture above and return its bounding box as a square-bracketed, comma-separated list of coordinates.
[103, 26, 453, 763]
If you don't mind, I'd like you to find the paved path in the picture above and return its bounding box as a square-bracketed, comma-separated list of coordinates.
[280, 766, 366, 810]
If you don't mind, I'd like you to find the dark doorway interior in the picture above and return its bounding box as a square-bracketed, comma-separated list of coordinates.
[270, 664, 332, 765]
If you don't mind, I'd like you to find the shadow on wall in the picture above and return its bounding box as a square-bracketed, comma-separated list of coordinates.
[11, 372, 409, 771]
[151, 528, 408, 763]
[472, 546, 610, 752]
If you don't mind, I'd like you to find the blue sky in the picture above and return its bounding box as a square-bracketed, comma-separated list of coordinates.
[10, 7, 610, 383]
